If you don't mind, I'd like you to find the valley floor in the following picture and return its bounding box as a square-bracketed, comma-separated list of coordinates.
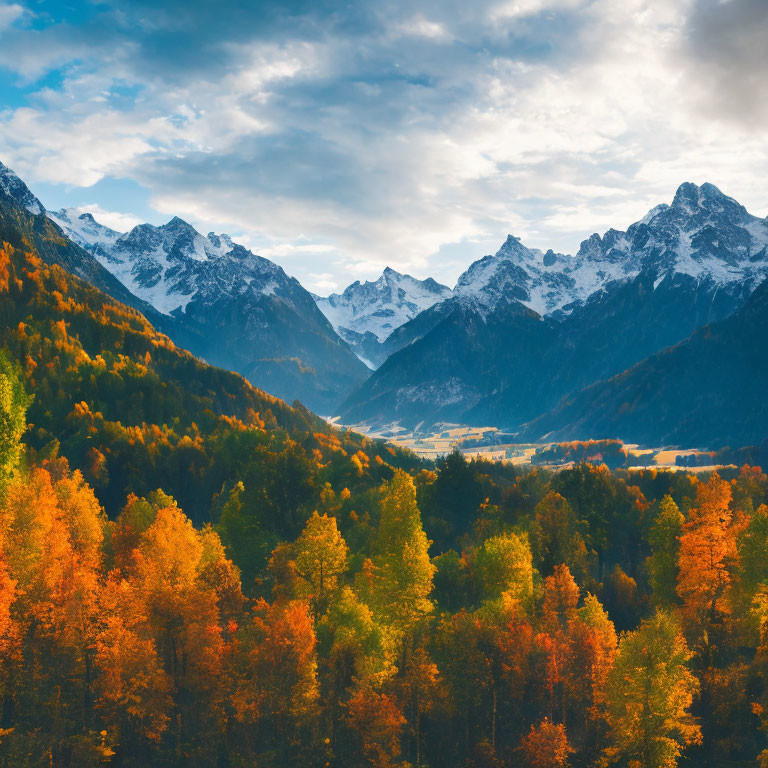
[332, 419, 738, 472]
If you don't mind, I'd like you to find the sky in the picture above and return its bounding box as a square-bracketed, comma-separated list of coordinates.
[0, 0, 767, 295]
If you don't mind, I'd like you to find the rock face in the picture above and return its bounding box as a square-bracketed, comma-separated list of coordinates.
[340, 182, 768, 437]
[314, 267, 452, 367]
[0, 161, 368, 414]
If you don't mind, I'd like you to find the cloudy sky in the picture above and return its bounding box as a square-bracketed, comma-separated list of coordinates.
[0, 0, 766, 294]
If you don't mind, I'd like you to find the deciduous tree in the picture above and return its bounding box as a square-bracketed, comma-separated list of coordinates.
[603, 610, 700, 768]
[677, 473, 735, 629]
[293, 511, 348, 618]
[473, 531, 534, 606]
[520, 718, 572, 768]
[360, 470, 435, 633]
[531, 491, 588, 580]
[646, 496, 684, 608]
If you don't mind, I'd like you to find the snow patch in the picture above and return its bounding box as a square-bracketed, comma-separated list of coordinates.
[47, 208, 291, 316]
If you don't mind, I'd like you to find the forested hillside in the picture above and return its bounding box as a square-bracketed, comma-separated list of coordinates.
[4, 343, 768, 766]
[3, 184, 768, 768]
[0, 217, 421, 532]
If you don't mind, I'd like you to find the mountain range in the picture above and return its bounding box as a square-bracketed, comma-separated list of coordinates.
[3, 159, 767, 449]
[0, 162, 370, 414]
[339, 182, 768, 446]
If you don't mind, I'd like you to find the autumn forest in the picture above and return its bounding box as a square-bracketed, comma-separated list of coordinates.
[1, 198, 768, 768]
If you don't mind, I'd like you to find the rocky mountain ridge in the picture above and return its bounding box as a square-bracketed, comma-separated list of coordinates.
[339, 182, 768, 442]
[314, 267, 452, 367]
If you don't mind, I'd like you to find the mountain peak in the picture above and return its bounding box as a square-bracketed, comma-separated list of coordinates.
[0, 160, 44, 215]
[161, 215, 197, 232]
[670, 181, 744, 217]
[497, 234, 535, 261]
[315, 268, 453, 360]
[672, 181, 700, 205]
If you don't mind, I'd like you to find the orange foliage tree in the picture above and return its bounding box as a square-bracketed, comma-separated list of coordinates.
[677, 473, 735, 630]
[520, 718, 573, 768]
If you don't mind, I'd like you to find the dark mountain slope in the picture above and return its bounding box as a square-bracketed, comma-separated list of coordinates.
[340, 298, 556, 429]
[521, 279, 768, 447]
[466, 269, 748, 426]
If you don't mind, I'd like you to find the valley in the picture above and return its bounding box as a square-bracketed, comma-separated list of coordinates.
[5, 159, 767, 452]
[0, 147, 766, 768]
[334, 419, 738, 471]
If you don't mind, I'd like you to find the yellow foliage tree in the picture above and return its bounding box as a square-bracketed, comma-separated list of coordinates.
[603, 610, 700, 768]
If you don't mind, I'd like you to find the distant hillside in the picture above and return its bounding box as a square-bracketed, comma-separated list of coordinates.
[521, 278, 768, 448]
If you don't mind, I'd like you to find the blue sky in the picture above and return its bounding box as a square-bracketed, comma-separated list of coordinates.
[0, 0, 766, 294]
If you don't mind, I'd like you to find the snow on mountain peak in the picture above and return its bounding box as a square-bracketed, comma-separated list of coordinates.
[0, 161, 44, 215]
[671, 181, 747, 220]
[48, 208, 288, 316]
[315, 268, 453, 349]
[454, 235, 579, 316]
[451, 183, 768, 320]
[23, 168, 768, 356]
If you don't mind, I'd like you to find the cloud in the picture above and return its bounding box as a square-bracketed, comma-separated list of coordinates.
[490, 0, 587, 21]
[394, 15, 450, 40]
[60, 203, 144, 232]
[0, 0, 766, 293]
[0, 3, 23, 33]
[684, 0, 768, 124]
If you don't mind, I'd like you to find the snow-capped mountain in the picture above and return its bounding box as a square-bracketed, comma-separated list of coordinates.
[340, 182, 768, 432]
[314, 267, 452, 367]
[47, 209, 121, 260]
[0, 162, 43, 215]
[50, 209, 287, 316]
[46, 206, 369, 413]
[0, 163, 169, 319]
[454, 182, 768, 318]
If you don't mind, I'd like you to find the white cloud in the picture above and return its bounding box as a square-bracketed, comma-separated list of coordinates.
[64, 203, 143, 233]
[305, 272, 340, 294]
[490, 0, 586, 21]
[0, 3, 22, 33]
[394, 15, 450, 40]
[1, 0, 766, 292]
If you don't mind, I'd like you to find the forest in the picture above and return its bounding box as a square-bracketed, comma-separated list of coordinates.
[2, 208, 768, 767]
